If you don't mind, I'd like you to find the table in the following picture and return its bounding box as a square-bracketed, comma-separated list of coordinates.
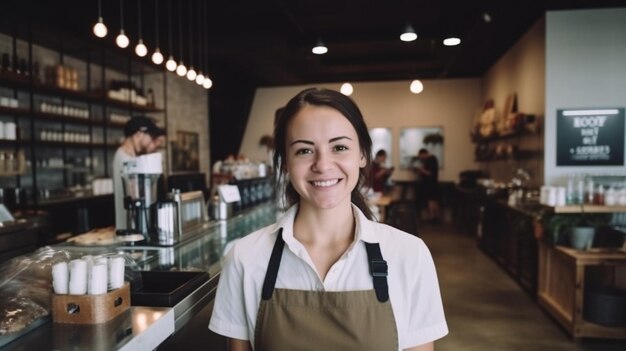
[370, 195, 391, 222]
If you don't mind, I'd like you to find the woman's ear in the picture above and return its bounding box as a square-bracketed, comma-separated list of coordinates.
[359, 153, 366, 168]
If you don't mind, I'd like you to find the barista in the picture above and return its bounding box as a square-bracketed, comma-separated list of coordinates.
[113, 116, 166, 230]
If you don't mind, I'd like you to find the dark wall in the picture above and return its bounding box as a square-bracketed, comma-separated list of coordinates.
[208, 65, 257, 163]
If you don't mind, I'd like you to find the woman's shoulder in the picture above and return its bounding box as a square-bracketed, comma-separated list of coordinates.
[228, 222, 281, 260]
[367, 221, 429, 254]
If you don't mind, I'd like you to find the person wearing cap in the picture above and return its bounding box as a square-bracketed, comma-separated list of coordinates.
[113, 116, 166, 230]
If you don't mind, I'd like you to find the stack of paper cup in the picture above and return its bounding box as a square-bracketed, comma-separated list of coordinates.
[108, 256, 125, 290]
[52, 261, 69, 294]
[88, 263, 108, 295]
[69, 259, 88, 295]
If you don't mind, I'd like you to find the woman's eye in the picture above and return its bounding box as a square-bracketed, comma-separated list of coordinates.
[333, 145, 349, 152]
[295, 148, 313, 155]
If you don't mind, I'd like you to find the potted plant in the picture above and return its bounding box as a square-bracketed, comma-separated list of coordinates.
[541, 212, 611, 250]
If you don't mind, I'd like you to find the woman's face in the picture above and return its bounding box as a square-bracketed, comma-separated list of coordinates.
[285, 105, 365, 210]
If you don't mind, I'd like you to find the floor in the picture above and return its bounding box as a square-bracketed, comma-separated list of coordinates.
[159, 220, 626, 350]
[420, 222, 626, 351]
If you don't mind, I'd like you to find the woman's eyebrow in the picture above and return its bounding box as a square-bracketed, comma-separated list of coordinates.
[329, 136, 352, 143]
[290, 139, 314, 146]
[289, 136, 353, 146]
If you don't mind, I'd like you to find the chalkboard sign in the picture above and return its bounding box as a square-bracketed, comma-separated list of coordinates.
[556, 108, 625, 166]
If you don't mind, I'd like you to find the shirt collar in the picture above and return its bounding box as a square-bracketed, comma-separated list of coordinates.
[274, 203, 380, 246]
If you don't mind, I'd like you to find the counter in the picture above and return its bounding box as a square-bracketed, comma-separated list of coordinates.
[0, 203, 277, 351]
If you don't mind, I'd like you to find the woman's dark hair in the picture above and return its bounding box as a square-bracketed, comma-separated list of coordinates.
[273, 88, 373, 220]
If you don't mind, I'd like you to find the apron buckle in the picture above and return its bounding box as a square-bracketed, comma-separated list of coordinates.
[370, 259, 388, 277]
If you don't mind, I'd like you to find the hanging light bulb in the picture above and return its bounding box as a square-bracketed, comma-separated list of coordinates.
[185, 0, 196, 81]
[165, 55, 177, 71]
[152, 48, 164, 65]
[400, 24, 417, 42]
[135, 39, 148, 57]
[176, 62, 187, 76]
[201, 1, 212, 90]
[93, 0, 108, 37]
[134, 0, 148, 57]
[151, 0, 164, 64]
[340, 83, 353, 96]
[195, 72, 204, 85]
[116, 30, 129, 48]
[186, 67, 197, 81]
[203, 77, 213, 89]
[410, 80, 424, 94]
[175, 0, 186, 77]
[93, 17, 108, 38]
[116, 0, 128, 48]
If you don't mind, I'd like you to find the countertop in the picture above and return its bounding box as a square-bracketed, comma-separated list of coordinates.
[0, 203, 277, 351]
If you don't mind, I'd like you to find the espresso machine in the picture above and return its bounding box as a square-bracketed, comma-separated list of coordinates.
[117, 153, 163, 244]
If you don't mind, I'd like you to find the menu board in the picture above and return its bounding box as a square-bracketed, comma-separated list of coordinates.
[556, 108, 625, 166]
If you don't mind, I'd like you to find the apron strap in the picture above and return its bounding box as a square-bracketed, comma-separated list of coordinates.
[364, 242, 389, 302]
[261, 228, 284, 300]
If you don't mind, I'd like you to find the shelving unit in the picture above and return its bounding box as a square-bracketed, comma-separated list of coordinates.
[473, 131, 543, 162]
[0, 24, 166, 212]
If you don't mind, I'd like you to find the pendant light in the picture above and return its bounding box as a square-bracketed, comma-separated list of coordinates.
[340, 83, 353, 96]
[194, 0, 204, 85]
[165, 0, 177, 71]
[185, 0, 197, 81]
[115, 0, 129, 48]
[134, 0, 148, 57]
[400, 24, 417, 42]
[93, 0, 108, 38]
[175, 0, 187, 77]
[201, 0, 212, 90]
[151, 0, 164, 64]
[410, 79, 424, 94]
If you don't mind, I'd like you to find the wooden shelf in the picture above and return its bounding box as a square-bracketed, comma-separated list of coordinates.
[0, 105, 30, 116]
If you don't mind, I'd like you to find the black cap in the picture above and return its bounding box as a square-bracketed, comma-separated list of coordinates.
[124, 116, 165, 138]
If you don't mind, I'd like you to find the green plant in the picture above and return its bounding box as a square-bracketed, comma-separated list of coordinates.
[540, 212, 611, 246]
[423, 133, 444, 145]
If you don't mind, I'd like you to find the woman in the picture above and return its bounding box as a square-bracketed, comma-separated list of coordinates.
[209, 88, 448, 350]
[371, 149, 394, 193]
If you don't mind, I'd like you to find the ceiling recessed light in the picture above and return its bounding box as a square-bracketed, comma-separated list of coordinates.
[312, 40, 328, 55]
[400, 24, 417, 42]
[443, 37, 461, 46]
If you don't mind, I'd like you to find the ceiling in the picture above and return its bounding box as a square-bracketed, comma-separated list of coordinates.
[6, 0, 626, 87]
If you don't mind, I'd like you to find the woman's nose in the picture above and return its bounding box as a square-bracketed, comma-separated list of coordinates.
[312, 151, 332, 172]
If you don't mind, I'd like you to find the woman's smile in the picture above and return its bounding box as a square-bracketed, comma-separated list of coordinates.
[310, 178, 341, 188]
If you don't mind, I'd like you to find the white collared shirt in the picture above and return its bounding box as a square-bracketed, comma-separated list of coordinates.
[209, 204, 448, 349]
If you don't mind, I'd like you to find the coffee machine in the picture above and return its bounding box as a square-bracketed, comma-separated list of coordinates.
[117, 153, 163, 243]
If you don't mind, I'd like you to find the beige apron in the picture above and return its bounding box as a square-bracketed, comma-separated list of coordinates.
[254, 229, 398, 351]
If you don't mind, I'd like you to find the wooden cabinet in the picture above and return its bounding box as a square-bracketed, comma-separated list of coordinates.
[537, 243, 626, 340]
[479, 199, 539, 295]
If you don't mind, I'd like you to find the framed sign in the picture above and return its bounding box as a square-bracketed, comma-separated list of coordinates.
[556, 108, 625, 166]
[172, 131, 200, 172]
[398, 126, 444, 169]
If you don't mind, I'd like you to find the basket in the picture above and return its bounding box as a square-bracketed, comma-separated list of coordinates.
[52, 282, 130, 324]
